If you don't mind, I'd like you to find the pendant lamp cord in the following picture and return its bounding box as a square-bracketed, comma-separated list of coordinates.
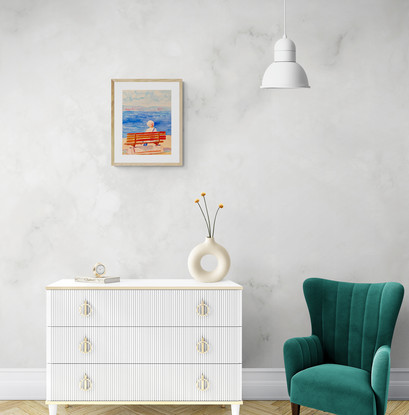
[283, 0, 287, 37]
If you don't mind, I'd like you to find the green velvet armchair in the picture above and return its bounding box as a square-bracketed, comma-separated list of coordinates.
[284, 278, 404, 415]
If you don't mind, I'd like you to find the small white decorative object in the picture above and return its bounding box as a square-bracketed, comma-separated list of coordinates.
[75, 263, 120, 284]
[93, 263, 106, 277]
[188, 237, 230, 283]
[189, 193, 230, 282]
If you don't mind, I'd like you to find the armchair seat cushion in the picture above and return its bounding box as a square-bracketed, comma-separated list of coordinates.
[291, 364, 376, 415]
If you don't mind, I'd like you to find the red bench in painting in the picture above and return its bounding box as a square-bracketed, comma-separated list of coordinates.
[125, 131, 166, 147]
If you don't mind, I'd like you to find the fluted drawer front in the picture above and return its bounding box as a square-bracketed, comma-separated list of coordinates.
[48, 326, 242, 364]
[48, 289, 241, 327]
[47, 364, 242, 402]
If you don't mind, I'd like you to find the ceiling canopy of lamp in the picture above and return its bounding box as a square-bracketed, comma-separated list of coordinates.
[261, 0, 310, 89]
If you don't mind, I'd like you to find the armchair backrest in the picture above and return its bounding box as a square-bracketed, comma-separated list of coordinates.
[304, 278, 404, 372]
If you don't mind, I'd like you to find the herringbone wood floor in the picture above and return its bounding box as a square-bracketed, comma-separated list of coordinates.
[0, 401, 409, 415]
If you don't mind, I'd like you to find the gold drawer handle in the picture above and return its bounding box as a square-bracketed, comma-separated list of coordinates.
[196, 300, 209, 317]
[79, 374, 92, 391]
[79, 337, 92, 354]
[196, 374, 210, 391]
[79, 300, 92, 317]
[196, 337, 210, 354]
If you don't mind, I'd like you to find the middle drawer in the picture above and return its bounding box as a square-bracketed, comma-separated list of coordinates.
[48, 327, 242, 364]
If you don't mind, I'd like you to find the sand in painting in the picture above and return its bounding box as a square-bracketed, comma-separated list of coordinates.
[122, 90, 172, 155]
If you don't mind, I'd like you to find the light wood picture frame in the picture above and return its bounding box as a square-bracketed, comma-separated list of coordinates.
[111, 79, 183, 166]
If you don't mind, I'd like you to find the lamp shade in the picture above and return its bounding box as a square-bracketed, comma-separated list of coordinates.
[261, 37, 310, 89]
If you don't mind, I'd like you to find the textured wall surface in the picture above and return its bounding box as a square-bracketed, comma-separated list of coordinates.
[0, 0, 408, 368]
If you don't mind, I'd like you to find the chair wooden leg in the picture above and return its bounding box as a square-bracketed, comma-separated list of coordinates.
[291, 402, 300, 415]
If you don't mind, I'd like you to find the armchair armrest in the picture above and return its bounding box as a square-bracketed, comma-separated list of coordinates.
[371, 345, 391, 415]
[283, 335, 323, 395]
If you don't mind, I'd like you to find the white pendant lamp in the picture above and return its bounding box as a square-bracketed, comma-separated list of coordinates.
[261, 0, 310, 89]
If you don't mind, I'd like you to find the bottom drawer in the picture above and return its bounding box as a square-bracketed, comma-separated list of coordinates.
[47, 364, 242, 402]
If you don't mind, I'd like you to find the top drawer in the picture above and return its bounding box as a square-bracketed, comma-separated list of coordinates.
[47, 289, 242, 327]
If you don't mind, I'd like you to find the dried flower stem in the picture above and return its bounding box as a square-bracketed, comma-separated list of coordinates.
[194, 194, 223, 239]
[202, 195, 212, 237]
[211, 207, 221, 238]
[196, 202, 211, 237]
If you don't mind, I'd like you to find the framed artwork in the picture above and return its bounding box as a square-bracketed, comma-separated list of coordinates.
[111, 79, 183, 166]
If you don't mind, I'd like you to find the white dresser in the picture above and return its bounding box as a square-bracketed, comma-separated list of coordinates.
[46, 279, 242, 415]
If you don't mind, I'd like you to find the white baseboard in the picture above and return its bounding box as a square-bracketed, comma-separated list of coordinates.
[388, 369, 409, 400]
[1, 368, 408, 401]
[0, 369, 46, 400]
[243, 368, 288, 400]
[242, 368, 409, 400]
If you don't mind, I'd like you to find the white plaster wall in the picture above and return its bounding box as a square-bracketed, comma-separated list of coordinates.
[0, 0, 408, 368]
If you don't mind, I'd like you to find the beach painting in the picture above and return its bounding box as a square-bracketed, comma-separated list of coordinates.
[111, 79, 183, 166]
[122, 90, 171, 156]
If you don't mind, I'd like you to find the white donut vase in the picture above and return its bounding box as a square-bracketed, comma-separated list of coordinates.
[188, 237, 231, 283]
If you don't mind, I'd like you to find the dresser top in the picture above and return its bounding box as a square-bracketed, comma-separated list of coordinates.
[46, 278, 242, 290]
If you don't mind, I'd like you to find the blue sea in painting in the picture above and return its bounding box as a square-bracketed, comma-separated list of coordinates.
[122, 111, 172, 138]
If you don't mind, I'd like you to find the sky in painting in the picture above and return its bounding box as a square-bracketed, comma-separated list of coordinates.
[123, 90, 171, 109]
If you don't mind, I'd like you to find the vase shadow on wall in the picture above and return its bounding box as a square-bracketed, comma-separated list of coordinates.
[188, 237, 230, 283]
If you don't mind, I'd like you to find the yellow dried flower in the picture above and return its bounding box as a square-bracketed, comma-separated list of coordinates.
[219, 204, 224, 208]
[201, 192, 206, 196]
[195, 199, 200, 203]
